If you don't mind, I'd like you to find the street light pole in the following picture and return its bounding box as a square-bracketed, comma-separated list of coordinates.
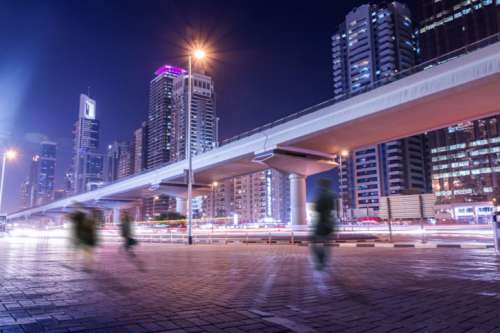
[0, 149, 17, 214]
[185, 47, 206, 245]
[187, 55, 194, 245]
[0, 153, 7, 214]
[152, 196, 158, 219]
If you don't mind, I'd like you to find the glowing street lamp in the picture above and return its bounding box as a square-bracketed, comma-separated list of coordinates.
[186, 46, 208, 245]
[211, 181, 218, 222]
[0, 149, 18, 214]
[152, 195, 160, 219]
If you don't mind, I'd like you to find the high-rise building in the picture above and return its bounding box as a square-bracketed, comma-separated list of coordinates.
[332, 2, 415, 98]
[143, 65, 217, 219]
[417, 1, 500, 205]
[21, 155, 40, 208]
[417, 0, 500, 63]
[133, 121, 148, 173]
[206, 169, 290, 224]
[21, 141, 57, 208]
[147, 65, 187, 169]
[171, 72, 218, 161]
[69, 94, 104, 193]
[37, 141, 57, 204]
[105, 141, 132, 182]
[332, 2, 430, 212]
[118, 144, 133, 179]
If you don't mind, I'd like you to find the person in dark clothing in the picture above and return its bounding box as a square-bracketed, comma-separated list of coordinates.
[120, 211, 137, 253]
[311, 178, 338, 272]
[68, 205, 98, 271]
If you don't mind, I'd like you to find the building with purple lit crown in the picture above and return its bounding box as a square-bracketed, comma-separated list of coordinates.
[145, 65, 187, 216]
[147, 65, 187, 168]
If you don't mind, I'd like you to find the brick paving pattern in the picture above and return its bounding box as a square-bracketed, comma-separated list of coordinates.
[1, 238, 500, 332]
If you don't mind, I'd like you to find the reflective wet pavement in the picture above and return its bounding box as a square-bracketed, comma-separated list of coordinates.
[1, 237, 500, 332]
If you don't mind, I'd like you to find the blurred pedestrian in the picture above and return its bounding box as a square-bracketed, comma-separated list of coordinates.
[68, 205, 98, 271]
[120, 211, 137, 254]
[311, 179, 338, 272]
[80, 210, 98, 270]
[68, 204, 86, 250]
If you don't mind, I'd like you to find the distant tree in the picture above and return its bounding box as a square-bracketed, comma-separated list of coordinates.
[157, 212, 186, 221]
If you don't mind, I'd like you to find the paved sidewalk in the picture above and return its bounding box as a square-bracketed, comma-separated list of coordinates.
[1, 238, 500, 332]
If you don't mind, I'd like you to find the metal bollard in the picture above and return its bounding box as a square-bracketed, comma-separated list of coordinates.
[291, 230, 294, 244]
[268, 232, 271, 244]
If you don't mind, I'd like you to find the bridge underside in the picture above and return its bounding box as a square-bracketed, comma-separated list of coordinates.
[286, 70, 500, 154]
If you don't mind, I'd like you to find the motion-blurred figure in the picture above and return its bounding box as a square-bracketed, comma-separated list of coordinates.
[68, 204, 98, 271]
[120, 211, 137, 254]
[311, 179, 338, 272]
[68, 205, 86, 249]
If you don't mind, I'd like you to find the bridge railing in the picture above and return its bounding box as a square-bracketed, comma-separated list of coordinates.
[220, 32, 500, 145]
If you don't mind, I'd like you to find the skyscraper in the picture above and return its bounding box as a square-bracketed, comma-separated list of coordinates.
[105, 141, 131, 182]
[332, 2, 430, 213]
[21, 141, 56, 208]
[69, 94, 104, 193]
[37, 141, 57, 204]
[417, 1, 500, 206]
[133, 121, 148, 173]
[21, 155, 39, 208]
[147, 65, 187, 169]
[417, 0, 500, 63]
[171, 72, 217, 161]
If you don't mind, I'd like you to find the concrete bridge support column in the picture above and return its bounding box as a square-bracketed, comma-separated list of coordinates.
[289, 173, 307, 228]
[176, 197, 187, 216]
[112, 207, 121, 225]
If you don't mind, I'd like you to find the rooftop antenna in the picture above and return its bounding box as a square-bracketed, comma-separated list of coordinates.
[87, 86, 91, 98]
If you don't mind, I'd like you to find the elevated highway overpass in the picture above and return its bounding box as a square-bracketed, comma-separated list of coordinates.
[9, 36, 500, 225]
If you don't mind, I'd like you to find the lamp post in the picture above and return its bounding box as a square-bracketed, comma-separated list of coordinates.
[152, 195, 159, 219]
[338, 150, 349, 222]
[187, 48, 206, 245]
[0, 149, 17, 214]
[211, 181, 218, 222]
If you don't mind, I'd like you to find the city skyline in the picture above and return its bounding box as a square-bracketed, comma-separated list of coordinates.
[5, 0, 410, 212]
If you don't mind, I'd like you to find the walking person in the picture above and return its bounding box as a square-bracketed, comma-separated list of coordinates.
[311, 179, 338, 272]
[73, 206, 98, 271]
[120, 211, 137, 254]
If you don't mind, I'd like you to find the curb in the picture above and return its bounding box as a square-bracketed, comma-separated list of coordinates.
[103, 236, 494, 249]
[329, 242, 494, 249]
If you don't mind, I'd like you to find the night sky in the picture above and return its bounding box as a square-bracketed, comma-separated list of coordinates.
[0, 0, 417, 212]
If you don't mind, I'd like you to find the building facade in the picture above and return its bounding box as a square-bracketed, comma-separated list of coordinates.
[21, 141, 57, 208]
[37, 141, 57, 204]
[105, 141, 132, 182]
[417, 0, 500, 63]
[68, 94, 104, 193]
[147, 65, 187, 169]
[205, 169, 290, 224]
[417, 0, 500, 205]
[133, 121, 148, 173]
[171, 72, 218, 161]
[429, 118, 500, 204]
[333, 2, 430, 212]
